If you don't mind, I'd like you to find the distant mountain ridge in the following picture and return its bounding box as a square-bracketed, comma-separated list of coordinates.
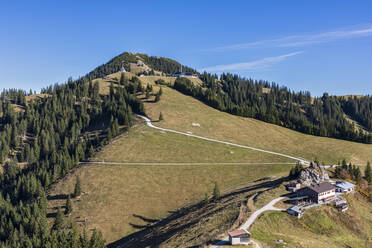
[84, 52, 197, 81]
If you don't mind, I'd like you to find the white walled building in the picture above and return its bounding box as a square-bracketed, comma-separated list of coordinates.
[228, 229, 250, 245]
[335, 181, 355, 193]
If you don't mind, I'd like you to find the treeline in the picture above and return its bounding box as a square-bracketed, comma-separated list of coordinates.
[84, 52, 138, 80]
[173, 74, 372, 144]
[341, 96, 372, 131]
[0, 76, 144, 247]
[335, 161, 372, 201]
[137, 54, 197, 75]
[0, 89, 30, 107]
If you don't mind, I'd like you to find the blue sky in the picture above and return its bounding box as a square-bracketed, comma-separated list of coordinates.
[1, 1, 372, 96]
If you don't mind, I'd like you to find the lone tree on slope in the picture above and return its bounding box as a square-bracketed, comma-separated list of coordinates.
[154, 92, 160, 102]
[74, 176, 81, 198]
[65, 195, 73, 215]
[213, 182, 220, 200]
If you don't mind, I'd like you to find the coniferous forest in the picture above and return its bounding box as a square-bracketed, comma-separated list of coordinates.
[173, 73, 372, 143]
[0, 74, 144, 247]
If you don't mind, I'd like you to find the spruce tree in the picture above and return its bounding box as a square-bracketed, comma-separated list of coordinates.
[89, 229, 106, 248]
[54, 208, 64, 230]
[365, 161, 372, 185]
[348, 163, 353, 177]
[154, 92, 160, 102]
[65, 195, 72, 215]
[146, 84, 152, 92]
[88, 145, 95, 157]
[203, 193, 210, 205]
[80, 229, 89, 247]
[74, 177, 81, 198]
[120, 72, 125, 85]
[213, 182, 220, 200]
[354, 167, 362, 185]
[341, 159, 347, 169]
[107, 128, 112, 142]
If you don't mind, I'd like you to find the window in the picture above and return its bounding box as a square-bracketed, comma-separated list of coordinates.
[240, 237, 250, 243]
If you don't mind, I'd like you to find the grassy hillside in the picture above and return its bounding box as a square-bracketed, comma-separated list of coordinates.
[140, 83, 372, 165]
[250, 193, 372, 248]
[48, 163, 290, 244]
[92, 123, 292, 163]
[107, 176, 288, 247]
[47, 121, 292, 243]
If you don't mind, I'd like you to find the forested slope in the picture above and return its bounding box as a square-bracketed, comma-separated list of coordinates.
[173, 74, 372, 144]
[0, 76, 144, 247]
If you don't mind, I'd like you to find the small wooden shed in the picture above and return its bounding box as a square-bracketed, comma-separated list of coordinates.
[228, 229, 250, 245]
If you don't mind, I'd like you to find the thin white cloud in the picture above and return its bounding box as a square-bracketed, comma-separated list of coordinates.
[201, 51, 303, 72]
[208, 26, 372, 52]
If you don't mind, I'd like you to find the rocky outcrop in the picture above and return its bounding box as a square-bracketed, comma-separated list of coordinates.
[298, 162, 329, 186]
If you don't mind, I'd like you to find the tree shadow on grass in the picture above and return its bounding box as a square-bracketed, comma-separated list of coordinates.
[133, 214, 159, 224]
[47, 194, 69, 201]
[46, 212, 57, 218]
[107, 177, 290, 248]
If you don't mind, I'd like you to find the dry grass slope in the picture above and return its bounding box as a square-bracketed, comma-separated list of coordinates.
[141, 85, 372, 165]
[47, 120, 292, 243]
[48, 162, 290, 244]
[106, 177, 289, 248]
[92, 123, 292, 163]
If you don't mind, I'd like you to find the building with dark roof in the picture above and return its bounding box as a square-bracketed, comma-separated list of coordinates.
[302, 182, 336, 204]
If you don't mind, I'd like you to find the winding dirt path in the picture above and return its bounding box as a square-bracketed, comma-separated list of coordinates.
[210, 197, 285, 248]
[137, 115, 309, 164]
